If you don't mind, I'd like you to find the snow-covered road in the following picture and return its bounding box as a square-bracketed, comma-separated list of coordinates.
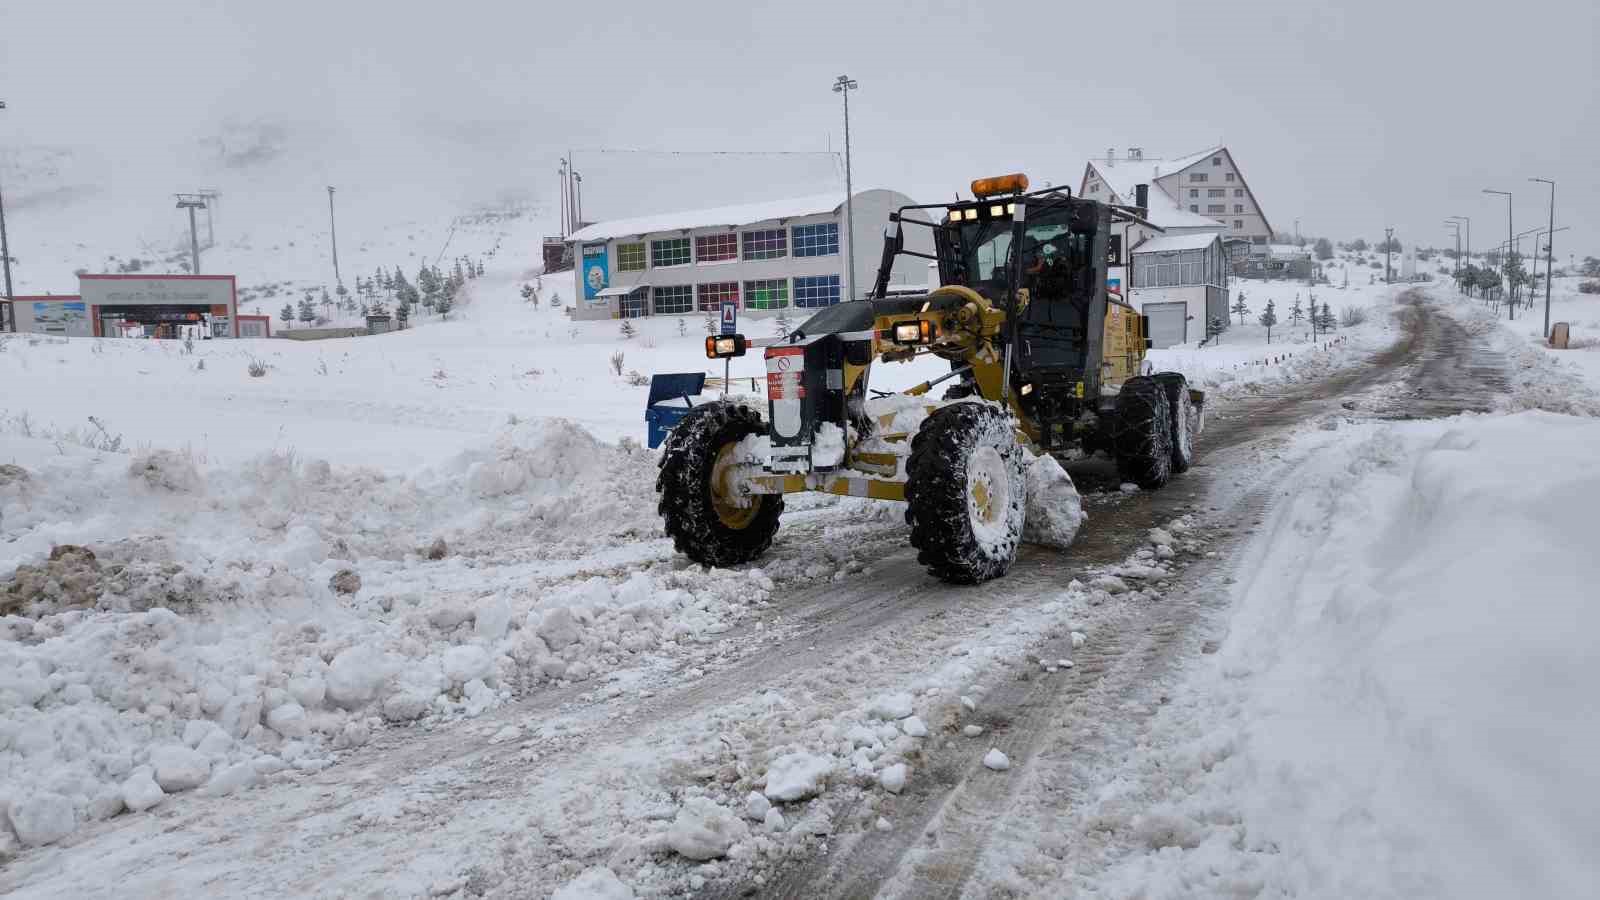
[5, 287, 1594, 899]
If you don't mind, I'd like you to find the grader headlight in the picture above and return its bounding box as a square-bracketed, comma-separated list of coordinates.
[891, 320, 937, 345]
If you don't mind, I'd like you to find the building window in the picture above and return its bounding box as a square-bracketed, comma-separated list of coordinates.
[792, 223, 839, 258]
[1212, 156, 1221, 166]
[1089, 182, 1099, 194]
[1234, 188, 1244, 198]
[1208, 189, 1225, 198]
[1234, 220, 1244, 230]
[617, 242, 646, 272]
[1234, 204, 1244, 214]
[620, 288, 649, 318]
[1133, 248, 1213, 289]
[696, 281, 738, 312]
[1226, 173, 1236, 182]
[1190, 173, 1208, 183]
[1188, 188, 1198, 198]
[1190, 204, 1199, 213]
[651, 238, 691, 267]
[793, 274, 841, 308]
[652, 285, 694, 315]
[1207, 204, 1225, 214]
[742, 229, 787, 260]
[744, 278, 789, 309]
[695, 233, 737, 263]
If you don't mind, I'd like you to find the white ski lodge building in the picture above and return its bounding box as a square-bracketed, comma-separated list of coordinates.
[1084, 145, 1276, 347]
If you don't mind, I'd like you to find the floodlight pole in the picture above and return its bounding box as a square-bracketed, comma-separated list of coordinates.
[1384, 226, 1394, 283]
[1531, 178, 1555, 337]
[327, 186, 342, 288]
[834, 75, 859, 302]
[0, 99, 13, 331]
[176, 194, 208, 275]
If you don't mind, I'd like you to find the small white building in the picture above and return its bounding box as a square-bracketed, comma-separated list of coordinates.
[563, 190, 932, 321]
[1129, 232, 1232, 348]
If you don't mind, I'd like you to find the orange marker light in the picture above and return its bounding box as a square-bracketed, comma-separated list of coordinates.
[971, 173, 1030, 198]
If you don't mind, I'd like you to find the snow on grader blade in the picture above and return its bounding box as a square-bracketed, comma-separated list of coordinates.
[656, 174, 1204, 584]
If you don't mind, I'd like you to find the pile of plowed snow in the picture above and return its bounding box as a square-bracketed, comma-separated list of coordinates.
[0, 418, 774, 850]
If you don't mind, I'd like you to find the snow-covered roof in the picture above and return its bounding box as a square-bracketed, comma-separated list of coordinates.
[1267, 243, 1311, 257]
[1082, 157, 1225, 233]
[567, 193, 845, 244]
[1132, 233, 1222, 255]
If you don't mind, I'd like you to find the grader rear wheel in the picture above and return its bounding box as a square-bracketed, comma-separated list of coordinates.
[1112, 376, 1174, 490]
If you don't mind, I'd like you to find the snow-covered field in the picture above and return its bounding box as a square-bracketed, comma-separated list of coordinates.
[1068, 409, 1599, 899]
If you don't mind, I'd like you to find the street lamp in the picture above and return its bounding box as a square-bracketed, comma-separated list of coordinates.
[1448, 215, 1470, 268]
[0, 98, 13, 332]
[1530, 178, 1555, 337]
[1442, 221, 1460, 279]
[175, 194, 208, 276]
[832, 74, 859, 302]
[1482, 189, 1513, 319]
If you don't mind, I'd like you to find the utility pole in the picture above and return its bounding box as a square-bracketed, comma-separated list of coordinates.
[175, 194, 207, 275]
[557, 160, 568, 237]
[566, 149, 578, 237]
[1384, 226, 1394, 283]
[0, 99, 14, 332]
[1443, 221, 1460, 280]
[574, 171, 583, 228]
[1531, 178, 1555, 338]
[326, 186, 342, 288]
[833, 74, 859, 301]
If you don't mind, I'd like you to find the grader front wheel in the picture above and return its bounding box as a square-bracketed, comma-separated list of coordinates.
[904, 403, 1028, 584]
[656, 402, 783, 568]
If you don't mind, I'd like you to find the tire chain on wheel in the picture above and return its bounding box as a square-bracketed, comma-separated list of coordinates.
[656, 401, 783, 568]
[904, 402, 1026, 584]
[1151, 372, 1196, 474]
[1112, 376, 1174, 489]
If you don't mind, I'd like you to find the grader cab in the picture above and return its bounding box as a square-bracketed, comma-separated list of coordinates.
[657, 174, 1202, 584]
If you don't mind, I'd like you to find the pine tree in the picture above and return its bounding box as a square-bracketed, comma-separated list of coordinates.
[549, 291, 562, 309]
[395, 299, 410, 329]
[320, 287, 334, 319]
[280, 303, 295, 329]
[520, 283, 535, 302]
[1289, 296, 1306, 328]
[297, 294, 316, 325]
[475, 260, 485, 277]
[1314, 237, 1334, 260]
[453, 260, 465, 285]
[1258, 298, 1278, 343]
[436, 285, 454, 320]
[677, 317, 688, 337]
[1231, 291, 1250, 326]
[1207, 315, 1226, 344]
[704, 309, 718, 334]
[1318, 302, 1337, 332]
[619, 318, 637, 339]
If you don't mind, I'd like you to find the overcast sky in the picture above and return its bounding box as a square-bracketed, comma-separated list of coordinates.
[4, 0, 1596, 259]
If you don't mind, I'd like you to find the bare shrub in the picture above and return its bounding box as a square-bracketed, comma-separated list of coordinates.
[1340, 306, 1369, 327]
[609, 351, 625, 376]
[1578, 280, 1600, 295]
[247, 358, 268, 377]
[626, 370, 649, 387]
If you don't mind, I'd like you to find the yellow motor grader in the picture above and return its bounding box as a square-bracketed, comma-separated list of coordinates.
[657, 174, 1202, 583]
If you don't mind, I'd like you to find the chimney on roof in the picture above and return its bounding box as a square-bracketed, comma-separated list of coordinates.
[1106, 147, 1115, 165]
[1134, 184, 1149, 217]
[1128, 147, 1143, 161]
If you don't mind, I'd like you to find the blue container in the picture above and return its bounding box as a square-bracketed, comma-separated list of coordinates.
[645, 373, 707, 449]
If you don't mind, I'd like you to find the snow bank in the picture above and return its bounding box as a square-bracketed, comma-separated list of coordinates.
[1088, 413, 1600, 898]
[0, 417, 776, 849]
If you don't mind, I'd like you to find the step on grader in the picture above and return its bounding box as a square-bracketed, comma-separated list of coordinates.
[657, 174, 1203, 584]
